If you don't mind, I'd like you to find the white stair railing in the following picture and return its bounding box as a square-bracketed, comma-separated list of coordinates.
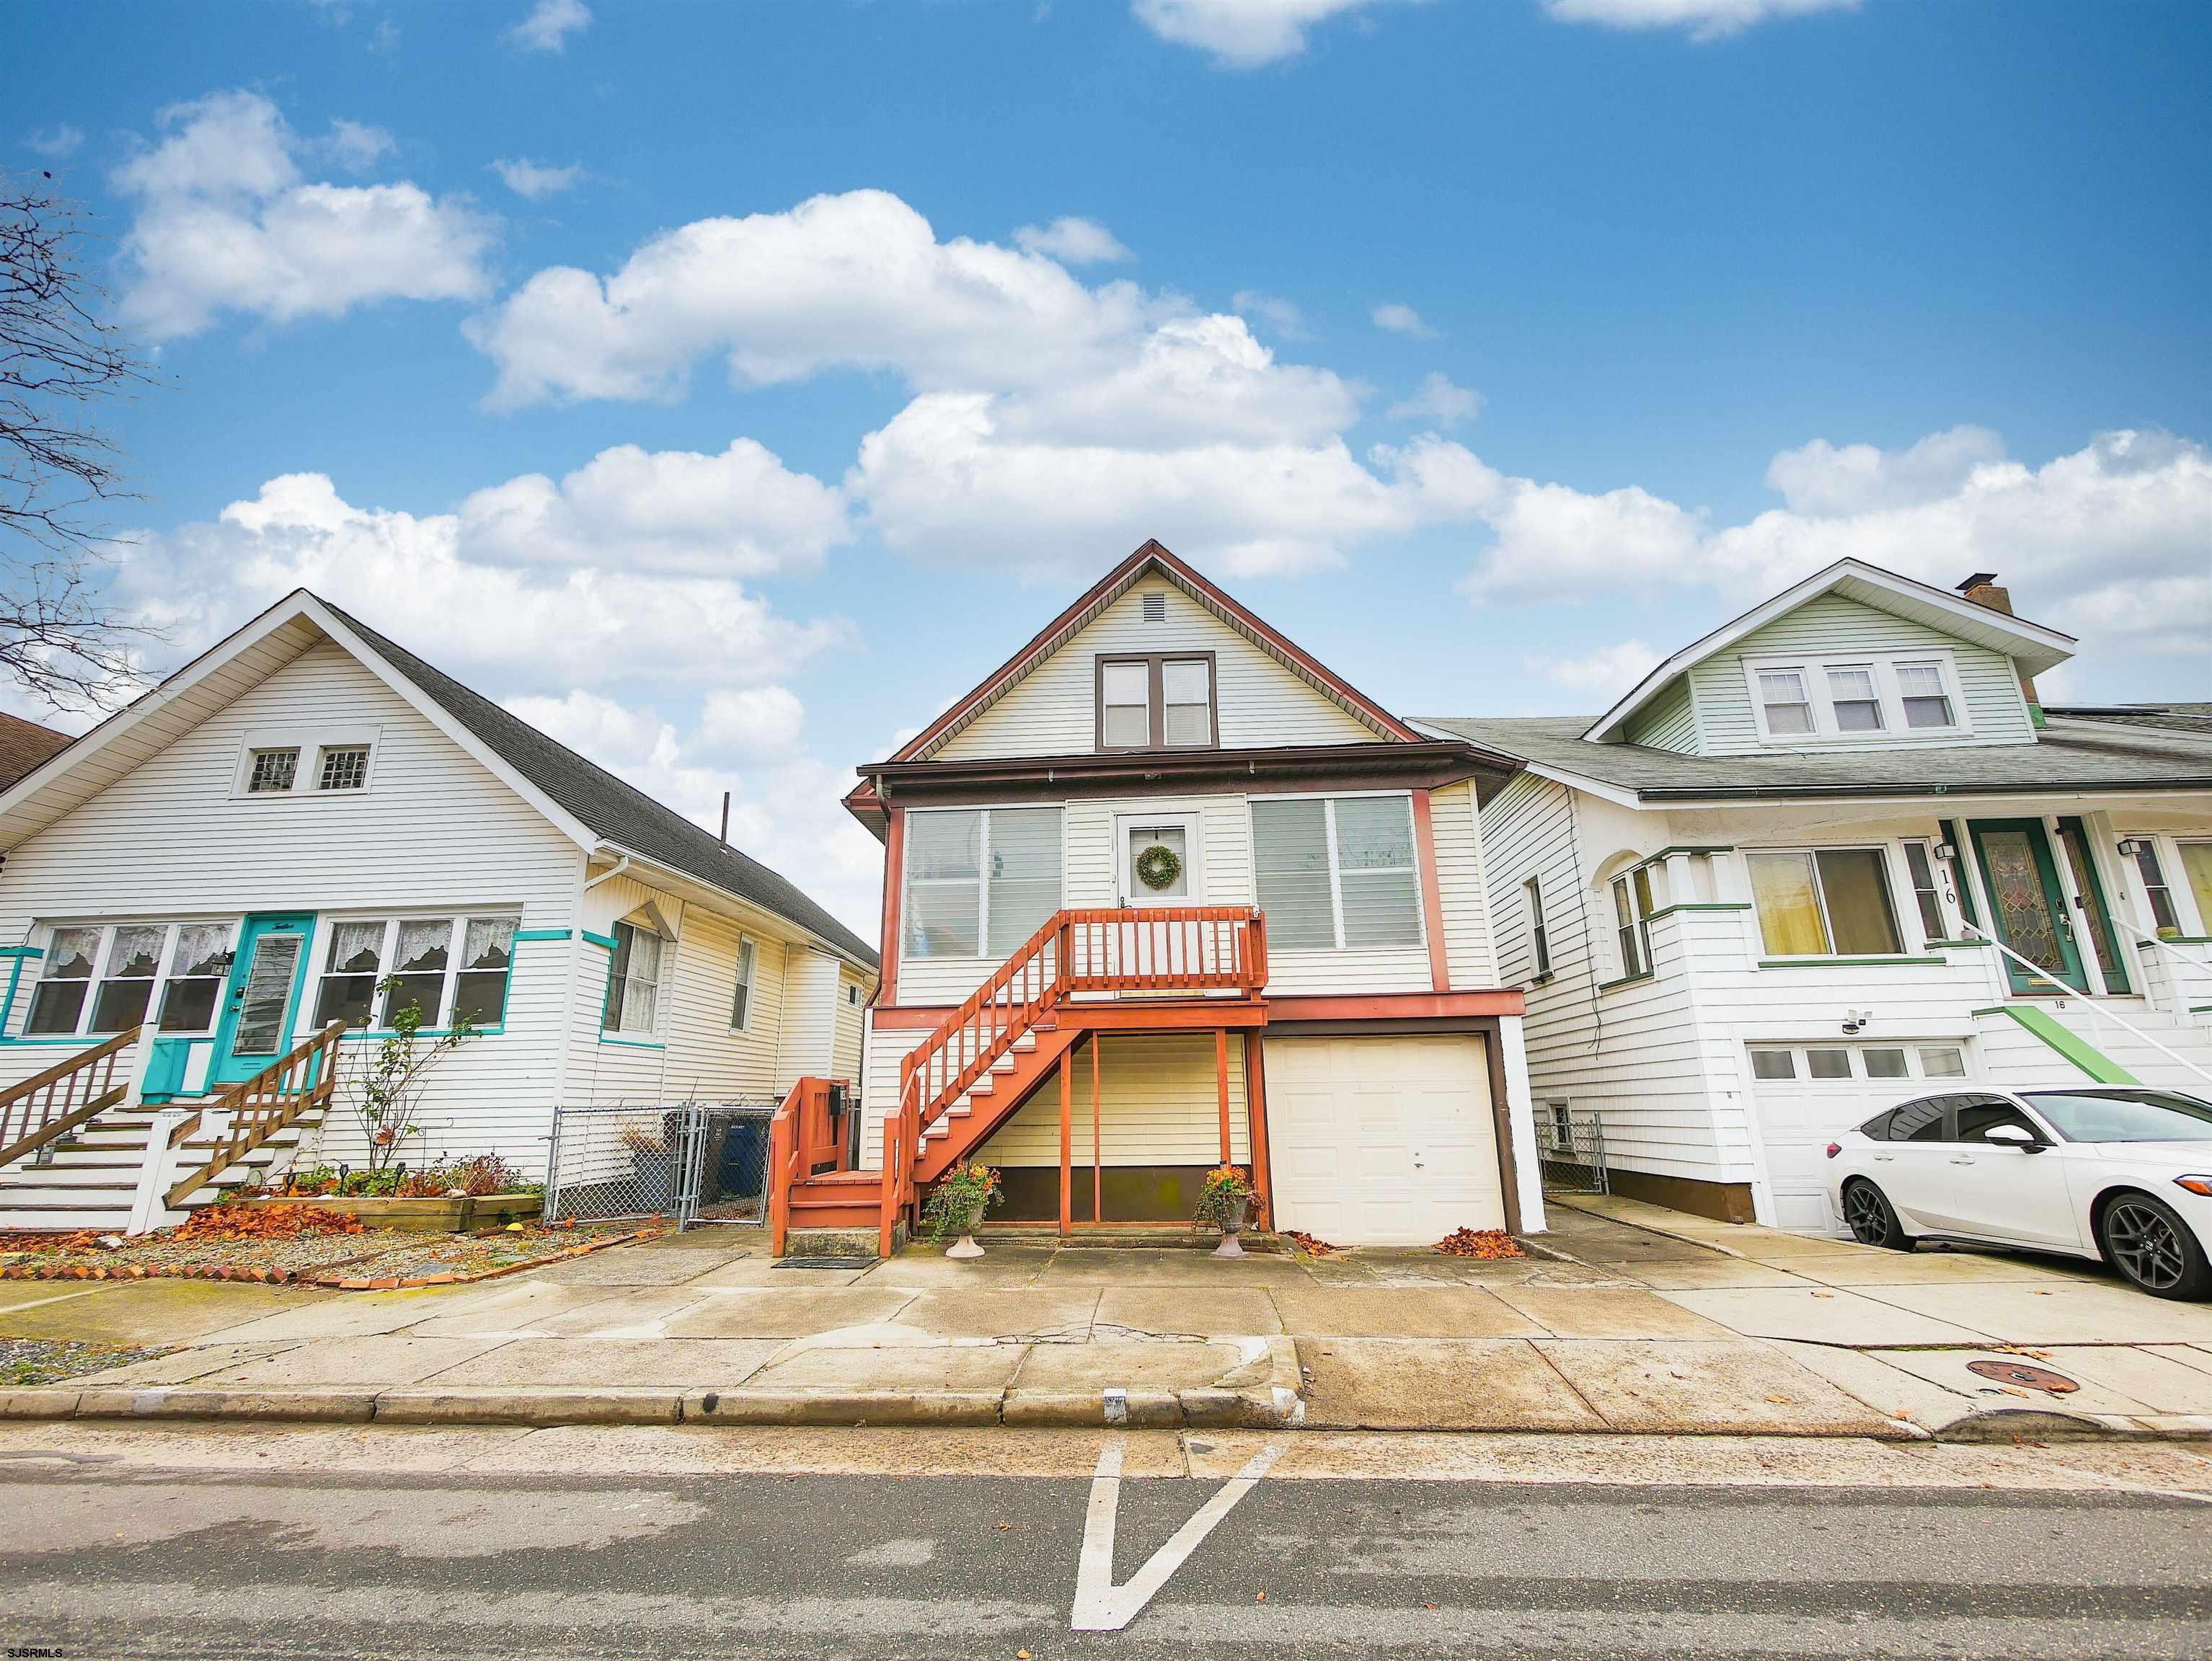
[1964, 923, 2212, 1087]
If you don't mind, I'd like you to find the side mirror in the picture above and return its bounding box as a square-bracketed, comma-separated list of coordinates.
[1983, 1123, 2046, 1152]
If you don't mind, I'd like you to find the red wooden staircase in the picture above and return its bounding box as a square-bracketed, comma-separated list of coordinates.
[766, 907, 1268, 1257]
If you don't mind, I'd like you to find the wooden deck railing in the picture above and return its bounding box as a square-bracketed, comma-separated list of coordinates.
[164, 1022, 346, 1209]
[0, 1026, 143, 1169]
[877, 905, 1267, 1257]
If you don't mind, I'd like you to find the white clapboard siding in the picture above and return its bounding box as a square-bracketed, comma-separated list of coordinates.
[1429, 779, 1497, 990]
[1624, 679, 1698, 753]
[858, 1019, 931, 1171]
[0, 640, 589, 1171]
[979, 1034, 1249, 1167]
[932, 581, 1380, 761]
[1689, 594, 2035, 756]
[774, 947, 842, 1082]
[658, 911, 789, 1105]
[832, 965, 865, 1084]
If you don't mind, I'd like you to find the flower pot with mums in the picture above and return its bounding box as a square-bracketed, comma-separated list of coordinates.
[922, 1160, 1002, 1259]
[1195, 1164, 1255, 1258]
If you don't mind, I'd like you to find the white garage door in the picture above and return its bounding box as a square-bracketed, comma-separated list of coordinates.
[1267, 1035, 1502, 1246]
[1749, 1040, 1970, 1233]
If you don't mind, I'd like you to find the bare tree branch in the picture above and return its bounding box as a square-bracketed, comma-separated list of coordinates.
[1, 169, 164, 712]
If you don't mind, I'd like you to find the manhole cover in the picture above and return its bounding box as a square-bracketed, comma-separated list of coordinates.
[1965, 1358, 2079, 1394]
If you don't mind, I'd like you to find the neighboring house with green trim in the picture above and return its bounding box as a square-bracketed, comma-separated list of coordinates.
[1421, 560, 2212, 1235]
[0, 590, 875, 1229]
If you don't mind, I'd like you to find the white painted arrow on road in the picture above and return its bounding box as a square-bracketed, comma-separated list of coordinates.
[1071, 1436, 1285, 1632]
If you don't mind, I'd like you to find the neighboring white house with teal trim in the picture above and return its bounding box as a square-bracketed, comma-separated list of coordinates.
[0, 590, 875, 1227]
[1425, 561, 2212, 1235]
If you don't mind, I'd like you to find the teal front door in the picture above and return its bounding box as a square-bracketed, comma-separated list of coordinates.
[209, 913, 317, 1084]
[1968, 821, 2087, 996]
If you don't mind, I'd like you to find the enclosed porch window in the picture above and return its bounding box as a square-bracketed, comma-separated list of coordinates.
[1748, 849, 1904, 957]
[902, 807, 1064, 960]
[24, 921, 239, 1038]
[314, 915, 518, 1032]
[1251, 794, 1421, 952]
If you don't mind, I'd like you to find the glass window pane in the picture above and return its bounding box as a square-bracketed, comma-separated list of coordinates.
[454, 970, 508, 1028]
[1163, 701, 1211, 746]
[327, 921, 384, 976]
[314, 975, 378, 1029]
[232, 933, 303, 1055]
[2180, 843, 2212, 935]
[1827, 668, 1884, 731]
[105, 925, 164, 980]
[1252, 799, 1335, 949]
[1815, 849, 1903, 955]
[172, 923, 232, 979]
[1749, 1048, 1796, 1081]
[1102, 704, 1151, 747]
[1806, 1047, 1853, 1080]
[43, 928, 99, 981]
[2131, 843, 2180, 933]
[159, 976, 221, 1033]
[1758, 670, 1813, 734]
[317, 745, 370, 790]
[1102, 663, 1150, 746]
[385, 974, 446, 1028]
[394, 920, 452, 974]
[986, 807, 1063, 955]
[1341, 870, 1421, 948]
[1919, 1045, 1967, 1078]
[1102, 663, 1149, 705]
[90, 979, 154, 1032]
[464, 919, 515, 971]
[1126, 823, 1189, 899]
[1897, 665, 1954, 727]
[247, 748, 298, 793]
[1863, 1047, 1909, 1079]
[25, 980, 89, 1035]
[1335, 797, 1415, 870]
[904, 880, 981, 958]
[907, 811, 982, 880]
[731, 937, 756, 1029]
[1613, 877, 1646, 975]
[1903, 696, 1954, 729]
[1748, 852, 1829, 956]
[1162, 660, 1211, 747]
[1902, 842, 1945, 942]
[1956, 1100, 2041, 1143]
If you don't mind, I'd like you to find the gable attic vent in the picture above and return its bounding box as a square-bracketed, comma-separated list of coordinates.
[1142, 591, 1167, 623]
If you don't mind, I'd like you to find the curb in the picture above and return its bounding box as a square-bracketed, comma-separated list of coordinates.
[2, 1338, 1314, 1432]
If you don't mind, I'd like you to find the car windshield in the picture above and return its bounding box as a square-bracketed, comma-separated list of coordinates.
[2021, 1089, 2212, 1143]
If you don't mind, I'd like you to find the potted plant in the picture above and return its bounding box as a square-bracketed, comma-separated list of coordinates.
[1196, 1164, 1255, 1258]
[922, 1160, 1001, 1259]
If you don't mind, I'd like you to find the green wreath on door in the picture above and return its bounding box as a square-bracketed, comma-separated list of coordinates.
[1134, 841, 1183, 892]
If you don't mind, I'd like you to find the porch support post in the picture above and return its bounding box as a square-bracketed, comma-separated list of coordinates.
[1058, 1047, 1074, 1237]
[1215, 1028, 1231, 1166]
[1242, 1030, 1272, 1230]
[1090, 1037, 1102, 1225]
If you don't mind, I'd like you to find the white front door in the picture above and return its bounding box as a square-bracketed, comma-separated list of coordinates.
[1266, 1035, 1502, 1246]
[1116, 815, 1200, 907]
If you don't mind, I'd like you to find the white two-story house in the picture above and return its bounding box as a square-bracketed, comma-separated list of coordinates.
[1430, 561, 2212, 1234]
[0, 590, 876, 1231]
[787, 542, 1543, 1254]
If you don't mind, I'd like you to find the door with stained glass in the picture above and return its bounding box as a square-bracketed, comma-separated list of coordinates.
[209, 913, 316, 1084]
[1968, 822, 2086, 995]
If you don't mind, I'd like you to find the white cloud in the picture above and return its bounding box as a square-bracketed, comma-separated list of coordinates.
[697, 686, 806, 758]
[27, 124, 84, 159]
[118, 469, 846, 699]
[1459, 428, 2212, 669]
[507, 0, 590, 53]
[491, 157, 584, 199]
[324, 119, 394, 172]
[111, 89, 494, 339]
[1386, 371, 1480, 429]
[1131, 0, 1397, 68]
[1371, 301, 1436, 337]
[455, 437, 850, 577]
[1231, 289, 1310, 340]
[1525, 639, 1662, 696]
[1544, 0, 1858, 43]
[1013, 216, 1131, 265]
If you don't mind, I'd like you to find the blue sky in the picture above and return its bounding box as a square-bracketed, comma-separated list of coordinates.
[12, 0, 2210, 929]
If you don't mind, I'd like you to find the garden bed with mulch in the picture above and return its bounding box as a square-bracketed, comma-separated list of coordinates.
[0, 1211, 652, 1288]
[1, 1337, 175, 1388]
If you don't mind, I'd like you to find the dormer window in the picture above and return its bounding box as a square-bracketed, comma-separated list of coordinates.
[1095, 654, 1216, 751]
[317, 745, 371, 791]
[1745, 653, 1968, 743]
[247, 748, 299, 793]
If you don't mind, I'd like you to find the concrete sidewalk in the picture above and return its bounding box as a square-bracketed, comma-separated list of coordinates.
[6, 1212, 2211, 1438]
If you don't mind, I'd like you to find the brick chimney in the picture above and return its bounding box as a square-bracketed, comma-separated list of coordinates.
[1956, 572, 2044, 726]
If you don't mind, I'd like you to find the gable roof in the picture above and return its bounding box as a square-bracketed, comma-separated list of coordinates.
[0, 712, 74, 793]
[1581, 559, 2078, 745]
[888, 540, 1422, 764]
[0, 591, 876, 970]
[1420, 712, 2212, 804]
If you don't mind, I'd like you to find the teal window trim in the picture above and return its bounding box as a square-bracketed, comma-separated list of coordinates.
[0, 1036, 115, 1047]
[0, 946, 46, 957]
[1596, 970, 1654, 993]
[1758, 955, 1948, 969]
[340, 1024, 506, 1041]
[1924, 938, 1991, 948]
[581, 929, 619, 952]
[598, 1036, 666, 1051]
[1646, 844, 1735, 861]
[514, 928, 574, 944]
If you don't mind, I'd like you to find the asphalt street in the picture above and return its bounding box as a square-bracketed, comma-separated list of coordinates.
[4, 1433, 2211, 1660]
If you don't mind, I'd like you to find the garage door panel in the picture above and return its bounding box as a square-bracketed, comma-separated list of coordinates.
[1748, 1040, 1972, 1236]
[1266, 1035, 1503, 1246]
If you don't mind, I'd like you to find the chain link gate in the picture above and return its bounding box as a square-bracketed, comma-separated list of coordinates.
[544, 1100, 779, 1228]
[1537, 1104, 1608, 1196]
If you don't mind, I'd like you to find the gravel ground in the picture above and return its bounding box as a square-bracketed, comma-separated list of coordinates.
[0, 1336, 174, 1386]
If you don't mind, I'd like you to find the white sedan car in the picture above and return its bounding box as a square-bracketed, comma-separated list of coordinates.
[1825, 1084, 2212, 1299]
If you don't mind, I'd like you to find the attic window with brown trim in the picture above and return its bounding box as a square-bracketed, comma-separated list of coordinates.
[1095, 654, 1216, 751]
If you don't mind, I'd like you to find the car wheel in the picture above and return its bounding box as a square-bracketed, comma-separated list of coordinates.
[2097, 1190, 2212, 1301]
[1841, 1178, 1915, 1252]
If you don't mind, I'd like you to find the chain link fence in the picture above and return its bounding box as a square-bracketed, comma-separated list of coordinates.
[1537, 1104, 1608, 1196]
[544, 1100, 779, 1228]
